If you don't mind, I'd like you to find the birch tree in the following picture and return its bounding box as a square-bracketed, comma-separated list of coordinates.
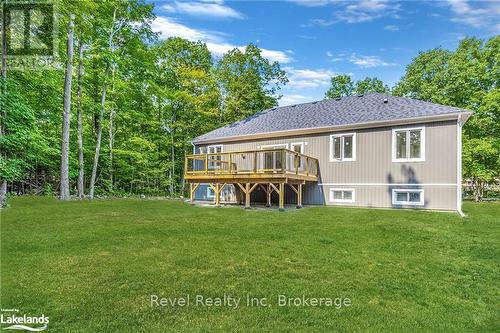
[76, 41, 85, 199]
[60, 14, 75, 200]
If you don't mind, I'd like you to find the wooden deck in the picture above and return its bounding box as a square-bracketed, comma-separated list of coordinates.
[184, 148, 319, 209]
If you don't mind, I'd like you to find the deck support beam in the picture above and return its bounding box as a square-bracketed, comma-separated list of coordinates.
[279, 183, 285, 211]
[209, 183, 226, 207]
[288, 183, 303, 209]
[236, 183, 258, 209]
[266, 184, 272, 207]
[189, 183, 200, 204]
[297, 183, 303, 209]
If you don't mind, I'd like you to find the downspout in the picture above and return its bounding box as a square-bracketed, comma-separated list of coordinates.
[457, 114, 465, 217]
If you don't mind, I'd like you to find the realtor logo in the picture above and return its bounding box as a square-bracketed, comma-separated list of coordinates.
[0, 309, 49, 331]
[1, 0, 57, 69]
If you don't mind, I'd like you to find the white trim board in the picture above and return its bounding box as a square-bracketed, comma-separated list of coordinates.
[260, 143, 288, 150]
[318, 183, 457, 186]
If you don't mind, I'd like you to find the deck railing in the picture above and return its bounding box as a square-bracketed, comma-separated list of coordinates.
[185, 148, 319, 178]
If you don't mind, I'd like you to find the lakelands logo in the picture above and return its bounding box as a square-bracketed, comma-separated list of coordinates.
[0, 309, 49, 332]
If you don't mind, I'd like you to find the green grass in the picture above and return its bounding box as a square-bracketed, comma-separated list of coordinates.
[1, 197, 499, 332]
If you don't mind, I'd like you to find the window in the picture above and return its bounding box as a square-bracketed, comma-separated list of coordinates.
[261, 144, 287, 170]
[392, 189, 424, 206]
[392, 127, 425, 162]
[207, 145, 223, 169]
[291, 142, 304, 169]
[329, 188, 355, 203]
[206, 187, 215, 199]
[330, 133, 356, 162]
[291, 142, 304, 154]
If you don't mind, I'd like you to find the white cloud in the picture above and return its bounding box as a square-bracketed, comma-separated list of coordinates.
[162, 1, 245, 19]
[288, 0, 337, 7]
[285, 67, 335, 89]
[151, 16, 292, 63]
[444, 0, 500, 29]
[303, 0, 401, 25]
[279, 94, 316, 106]
[349, 53, 392, 68]
[384, 24, 399, 31]
[336, 0, 400, 23]
[151, 16, 222, 42]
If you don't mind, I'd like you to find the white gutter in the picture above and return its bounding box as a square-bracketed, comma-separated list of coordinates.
[457, 114, 465, 217]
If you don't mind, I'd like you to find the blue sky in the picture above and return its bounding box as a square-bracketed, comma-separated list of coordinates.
[151, 0, 499, 106]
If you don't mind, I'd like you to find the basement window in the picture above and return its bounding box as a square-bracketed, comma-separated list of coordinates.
[392, 189, 424, 206]
[329, 189, 355, 203]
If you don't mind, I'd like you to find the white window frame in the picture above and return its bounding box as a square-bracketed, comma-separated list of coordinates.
[329, 188, 355, 203]
[329, 133, 356, 162]
[206, 186, 215, 199]
[392, 189, 424, 206]
[392, 126, 425, 162]
[290, 142, 304, 154]
[207, 145, 223, 169]
[260, 143, 288, 150]
[207, 144, 223, 154]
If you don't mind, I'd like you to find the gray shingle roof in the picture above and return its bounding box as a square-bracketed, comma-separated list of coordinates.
[193, 93, 470, 143]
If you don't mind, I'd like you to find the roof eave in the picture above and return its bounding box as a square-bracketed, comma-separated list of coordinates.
[192, 111, 472, 145]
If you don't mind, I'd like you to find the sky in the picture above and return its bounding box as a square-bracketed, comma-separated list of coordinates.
[150, 0, 500, 106]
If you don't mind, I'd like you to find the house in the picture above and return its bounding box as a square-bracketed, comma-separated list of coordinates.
[184, 93, 471, 213]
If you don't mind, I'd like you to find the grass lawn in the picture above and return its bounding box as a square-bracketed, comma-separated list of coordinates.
[1, 197, 499, 332]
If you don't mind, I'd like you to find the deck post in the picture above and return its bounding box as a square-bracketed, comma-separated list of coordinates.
[266, 183, 271, 207]
[297, 183, 303, 209]
[189, 183, 199, 204]
[245, 183, 251, 209]
[215, 183, 221, 207]
[279, 182, 285, 211]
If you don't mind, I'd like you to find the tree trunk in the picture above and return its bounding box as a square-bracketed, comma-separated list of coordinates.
[89, 9, 117, 199]
[76, 41, 85, 199]
[0, 9, 7, 207]
[60, 14, 75, 200]
[89, 76, 107, 199]
[108, 68, 116, 193]
[170, 128, 175, 196]
[108, 107, 115, 193]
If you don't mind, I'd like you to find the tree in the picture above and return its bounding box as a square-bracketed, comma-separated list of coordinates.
[60, 14, 75, 200]
[154, 37, 221, 194]
[0, 81, 43, 200]
[76, 41, 85, 199]
[216, 44, 287, 123]
[1, 14, 7, 206]
[463, 138, 499, 201]
[355, 77, 389, 95]
[394, 36, 500, 200]
[325, 75, 354, 99]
